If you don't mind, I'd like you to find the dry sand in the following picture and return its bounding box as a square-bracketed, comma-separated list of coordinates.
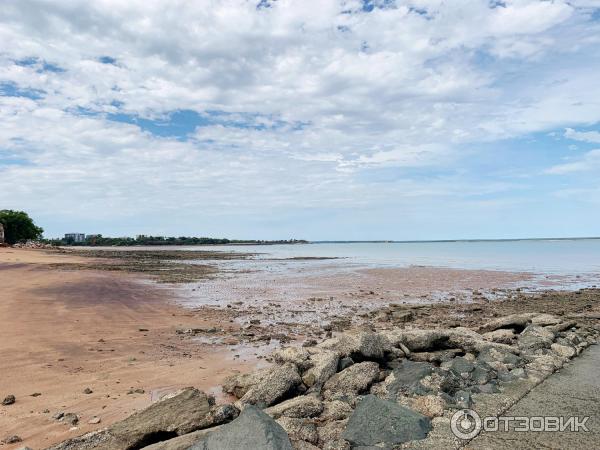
[0, 249, 247, 449]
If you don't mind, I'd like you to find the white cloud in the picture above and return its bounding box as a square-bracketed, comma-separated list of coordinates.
[546, 149, 600, 174]
[565, 127, 600, 143]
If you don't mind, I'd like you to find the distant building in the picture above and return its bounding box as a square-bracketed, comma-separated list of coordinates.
[0, 223, 4, 244]
[64, 233, 85, 243]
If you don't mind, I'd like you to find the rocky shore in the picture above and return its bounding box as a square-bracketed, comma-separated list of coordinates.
[42, 311, 598, 450]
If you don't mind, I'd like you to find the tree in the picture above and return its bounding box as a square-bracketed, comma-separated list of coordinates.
[0, 210, 44, 244]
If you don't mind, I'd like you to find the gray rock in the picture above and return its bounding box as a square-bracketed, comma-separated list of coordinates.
[272, 347, 312, 371]
[384, 360, 436, 397]
[448, 357, 474, 376]
[141, 427, 223, 450]
[322, 362, 380, 399]
[518, 325, 555, 352]
[342, 395, 431, 446]
[237, 363, 302, 408]
[190, 405, 292, 450]
[223, 367, 273, 399]
[264, 395, 323, 419]
[531, 314, 562, 326]
[338, 357, 354, 371]
[454, 390, 472, 408]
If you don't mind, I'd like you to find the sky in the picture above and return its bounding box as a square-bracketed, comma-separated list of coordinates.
[1, 0, 600, 241]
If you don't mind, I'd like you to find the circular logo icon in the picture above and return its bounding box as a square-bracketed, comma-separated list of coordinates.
[451, 408, 482, 440]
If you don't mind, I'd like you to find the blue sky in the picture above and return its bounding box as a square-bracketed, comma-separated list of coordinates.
[1, 0, 600, 240]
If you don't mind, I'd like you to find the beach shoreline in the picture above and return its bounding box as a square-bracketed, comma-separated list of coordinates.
[1, 247, 599, 449]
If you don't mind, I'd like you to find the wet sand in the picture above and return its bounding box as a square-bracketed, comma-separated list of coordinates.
[0, 249, 247, 449]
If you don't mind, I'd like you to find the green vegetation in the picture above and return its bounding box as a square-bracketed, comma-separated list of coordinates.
[45, 234, 307, 247]
[0, 210, 44, 244]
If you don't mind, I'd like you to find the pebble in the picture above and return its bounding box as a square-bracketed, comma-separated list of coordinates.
[2, 394, 16, 405]
[83, 387, 93, 394]
[88, 417, 101, 424]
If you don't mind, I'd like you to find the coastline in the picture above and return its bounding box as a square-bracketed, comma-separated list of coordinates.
[1, 247, 599, 449]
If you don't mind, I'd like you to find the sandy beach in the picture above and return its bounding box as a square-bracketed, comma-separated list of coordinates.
[0, 249, 249, 449]
[1, 247, 599, 449]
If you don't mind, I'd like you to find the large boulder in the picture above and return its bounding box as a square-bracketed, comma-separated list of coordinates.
[48, 388, 217, 450]
[342, 395, 431, 447]
[322, 362, 380, 400]
[318, 331, 391, 360]
[478, 313, 538, 333]
[384, 328, 516, 354]
[190, 405, 292, 450]
[276, 417, 319, 445]
[236, 363, 303, 408]
[223, 367, 273, 398]
[482, 329, 515, 344]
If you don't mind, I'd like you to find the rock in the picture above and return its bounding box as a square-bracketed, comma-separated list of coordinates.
[482, 329, 515, 344]
[265, 395, 323, 419]
[382, 360, 436, 397]
[276, 417, 319, 445]
[454, 390, 472, 408]
[342, 395, 431, 446]
[189, 405, 292, 450]
[83, 387, 93, 394]
[237, 363, 302, 408]
[518, 325, 555, 352]
[385, 327, 516, 354]
[127, 388, 146, 394]
[318, 331, 391, 360]
[2, 394, 16, 405]
[2, 435, 22, 444]
[52, 411, 65, 420]
[477, 347, 522, 369]
[88, 417, 102, 424]
[320, 401, 354, 421]
[397, 394, 446, 418]
[547, 320, 578, 334]
[322, 362, 380, 399]
[292, 441, 321, 450]
[551, 343, 577, 359]
[478, 313, 537, 333]
[141, 427, 223, 450]
[410, 349, 462, 364]
[50, 388, 216, 450]
[391, 310, 414, 322]
[321, 439, 350, 450]
[531, 314, 561, 326]
[448, 357, 474, 376]
[302, 351, 339, 390]
[317, 420, 348, 444]
[223, 368, 273, 398]
[338, 357, 354, 371]
[63, 412, 79, 426]
[272, 347, 312, 371]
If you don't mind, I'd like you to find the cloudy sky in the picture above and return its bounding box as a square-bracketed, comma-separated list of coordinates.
[1, 0, 600, 240]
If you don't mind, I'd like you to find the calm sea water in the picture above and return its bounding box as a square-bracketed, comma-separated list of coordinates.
[184, 239, 600, 275]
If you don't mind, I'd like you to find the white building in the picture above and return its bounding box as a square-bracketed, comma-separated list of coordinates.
[64, 233, 85, 243]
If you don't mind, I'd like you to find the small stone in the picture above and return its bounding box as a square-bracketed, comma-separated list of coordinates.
[63, 412, 79, 426]
[2, 394, 16, 405]
[30, 392, 42, 397]
[83, 387, 93, 394]
[2, 435, 22, 444]
[52, 411, 65, 420]
[88, 416, 101, 424]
